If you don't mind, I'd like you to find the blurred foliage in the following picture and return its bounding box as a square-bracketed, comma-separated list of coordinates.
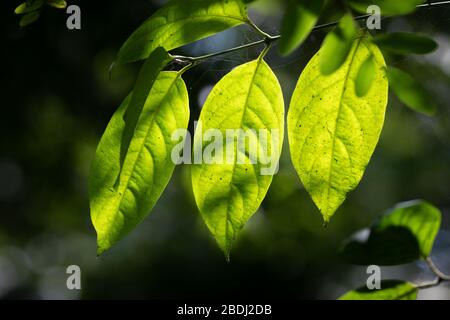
[15, 0, 67, 27]
[0, 0, 449, 299]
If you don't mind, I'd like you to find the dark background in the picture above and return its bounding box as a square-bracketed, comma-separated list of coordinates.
[0, 0, 449, 299]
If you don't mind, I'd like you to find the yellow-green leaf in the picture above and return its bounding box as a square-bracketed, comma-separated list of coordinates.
[15, 0, 44, 14]
[120, 47, 173, 168]
[320, 14, 358, 75]
[47, 0, 67, 9]
[339, 280, 418, 300]
[90, 71, 190, 255]
[288, 38, 388, 222]
[191, 55, 284, 258]
[116, 0, 248, 65]
[278, 0, 325, 56]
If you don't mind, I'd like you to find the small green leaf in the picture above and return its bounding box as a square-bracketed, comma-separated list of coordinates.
[288, 38, 388, 222]
[373, 32, 438, 55]
[19, 11, 41, 27]
[15, 3, 28, 14]
[278, 0, 325, 56]
[116, 0, 248, 65]
[355, 54, 375, 97]
[191, 55, 284, 258]
[339, 280, 418, 300]
[47, 0, 67, 9]
[340, 200, 441, 265]
[90, 69, 190, 255]
[349, 0, 425, 15]
[15, 0, 44, 14]
[387, 67, 437, 116]
[320, 14, 358, 75]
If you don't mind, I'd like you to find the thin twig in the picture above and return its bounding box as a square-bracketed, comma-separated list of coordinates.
[414, 257, 450, 291]
[174, 0, 450, 64]
[416, 277, 441, 290]
[426, 257, 450, 281]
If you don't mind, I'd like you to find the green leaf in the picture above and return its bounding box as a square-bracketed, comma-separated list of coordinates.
[373, 32, 438, 55]
[116, 0, 248, 65]
[340, 200, 441, 265]
[339, 280, 418, 300]
[278, 0, 325, 56]
[47, 0, 67, 9]
[288, 38, 388, 222]
[19, 11, 41, 27]
[355, 54, 375, 97]
[387, 67, 437, 116]
[320, 14, 358, 75]
[15, 0, 44, 14]
[349, 0, 425, 15]
[120, 48, 173, 168]
[191, 55, 284, 258]
[90, 71, 190, 255]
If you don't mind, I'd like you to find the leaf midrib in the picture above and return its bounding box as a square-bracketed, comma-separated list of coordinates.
[113, 74, 181, 229]
[325, 37, 364, 217]
[223, 58, 263, 254]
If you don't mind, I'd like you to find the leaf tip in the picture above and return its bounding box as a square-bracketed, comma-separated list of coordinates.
[96, 244, 107, 257]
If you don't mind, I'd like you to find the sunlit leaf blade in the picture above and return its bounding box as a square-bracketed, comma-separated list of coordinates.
[90, 71, 190, 255]
[191, 56, 284, 258]
[278, 0, 325, 56]
[116, 0, 248, 65]
[355, 54, 375, 97]
[387, 67, 437, 116]
[340, 200, 441, 265]
[373, 32, 438, 55]
[320, 14, 358, 75]
[15, 0, 44, 14]
[47, 0, 67, 9]
[339, 280, 418, 300]
[120, 47, 173, 168]
[349, 0, 425, 15]
[19, 11, 41, 27]
[288, 38, 388, 222]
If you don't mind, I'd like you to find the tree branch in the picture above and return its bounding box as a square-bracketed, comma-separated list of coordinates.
[426, 257, 450, 281]
[173, 0, 450, 65]
[415, 257, 450, 291]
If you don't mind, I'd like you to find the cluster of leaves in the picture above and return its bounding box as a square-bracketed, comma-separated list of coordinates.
[339, 200, 443, 300]
[89, 0, 441, 258]
[14, 0, 67, 27]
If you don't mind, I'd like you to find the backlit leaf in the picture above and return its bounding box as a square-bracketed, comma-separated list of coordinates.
[116, 0, 248, 65]
[278, 0, 325, 56]
[90, 70, 190, 255]
[191, 55, 284, 258]
[373, 32, 438, 55]
[340, 280, 418, 300]
[288, 38, 388, 222]
[47, 0, 67, 9]
[320, 14, 358, 75]
[15, 0, 44, 14]
[120, 47, 173, 168]
[387, 67, 437, 116]
[340, 200, 441, 265]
